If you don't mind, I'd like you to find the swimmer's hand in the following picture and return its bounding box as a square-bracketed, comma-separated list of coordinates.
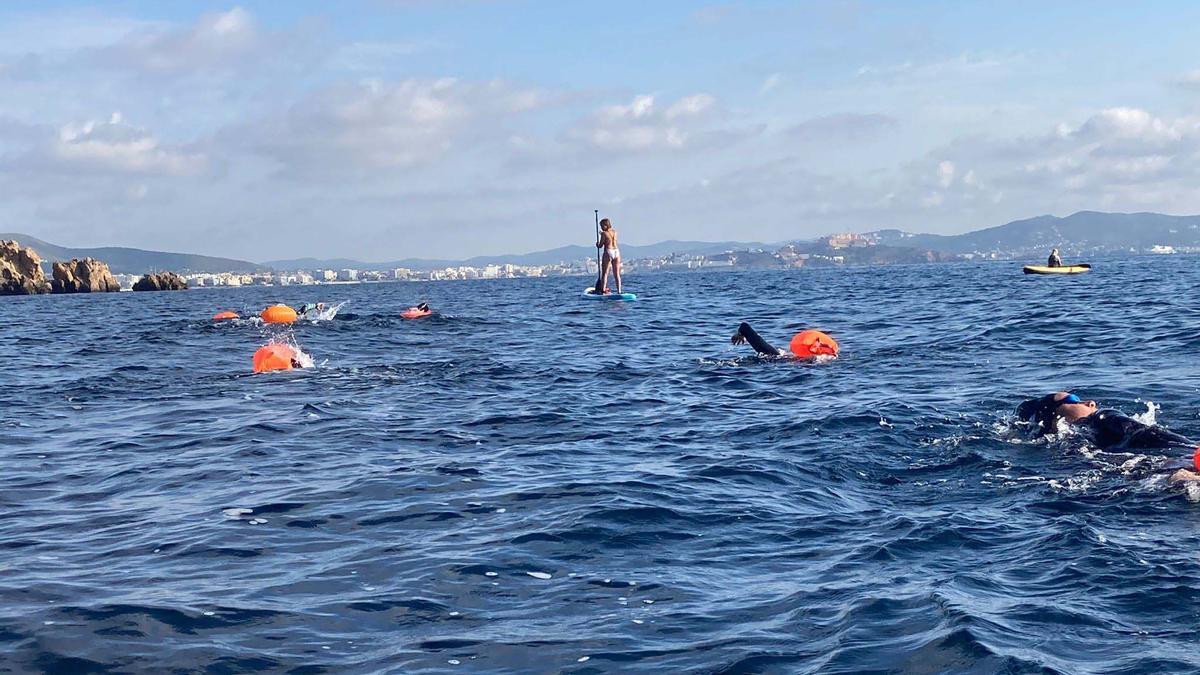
[731, 333, 747, 346]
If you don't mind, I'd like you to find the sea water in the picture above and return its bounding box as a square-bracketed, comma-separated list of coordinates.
[2, 256, 1200, 672]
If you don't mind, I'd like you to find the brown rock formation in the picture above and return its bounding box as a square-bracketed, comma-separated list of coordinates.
[0, 240, 49, 295]
[51, 258, 121, 293]
[132, 271, 188, 291]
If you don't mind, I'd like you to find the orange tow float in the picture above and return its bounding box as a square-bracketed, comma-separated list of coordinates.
[253, 343, 299, 374]
[212, 311, 239, 321]
[789, 330, 839, 358]
[261, 304, 298, 324]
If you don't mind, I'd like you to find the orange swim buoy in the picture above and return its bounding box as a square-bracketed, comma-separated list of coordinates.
[212, 311, 239, 321]
[261, 304, 298, 324]
[789, 329, 839, 358]
[253, 343, 297, 373]
[401, 306, 432, 319]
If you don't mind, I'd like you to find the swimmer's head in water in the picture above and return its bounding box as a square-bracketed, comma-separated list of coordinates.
[1054, 391, 1097, 415]
[1018, 391, 1098, 434]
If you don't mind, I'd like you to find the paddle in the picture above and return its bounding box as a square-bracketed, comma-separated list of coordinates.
[593, 209, 602, 293]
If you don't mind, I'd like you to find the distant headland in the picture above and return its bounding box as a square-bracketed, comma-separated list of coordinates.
[2, 211, 1198, 293]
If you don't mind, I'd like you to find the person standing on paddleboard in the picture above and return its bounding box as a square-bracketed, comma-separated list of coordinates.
[595, 218, 623, 295]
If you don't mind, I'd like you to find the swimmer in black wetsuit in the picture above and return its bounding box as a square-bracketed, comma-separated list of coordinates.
[1017, 391, 1200, 481]
[731, 322, 786, 356]
[295, 302, 326, 318]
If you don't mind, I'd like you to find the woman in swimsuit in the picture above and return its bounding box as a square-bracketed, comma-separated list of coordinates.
[595, 218, 623, 294]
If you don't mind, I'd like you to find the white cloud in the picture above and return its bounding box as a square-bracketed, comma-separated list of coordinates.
[854, 52, 1022, 85]
[566, 93, 737, 154]
[759, 73, 782, 95]
[785, 112, 896, 141]
[52, 113, 206, 175]
[244, 78, 547, 176]
[95, 7, 261, 73]
[937, 160, 955, 187]
[1173, 69, 1200, 90]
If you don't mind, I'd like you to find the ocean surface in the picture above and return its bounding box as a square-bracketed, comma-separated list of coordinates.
[4, 256, 1200, 674]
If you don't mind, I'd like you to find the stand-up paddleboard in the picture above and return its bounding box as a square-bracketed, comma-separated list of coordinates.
[583, 287, 637, 301]
[1023, 264, 1091, 275]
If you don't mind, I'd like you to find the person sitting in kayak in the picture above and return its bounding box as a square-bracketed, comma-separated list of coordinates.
[1047, 248, 1062, 267]
[593, 218, 622, 295]
[1017, 391, 1200, 481]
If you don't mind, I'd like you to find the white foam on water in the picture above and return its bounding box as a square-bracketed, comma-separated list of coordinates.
[1187, 482, 1200, 503]
[222, 508, 252, 518]
[527, 571, 552, 580]
[1131, 400, 1159, 426]
[310, 301, 347, 322]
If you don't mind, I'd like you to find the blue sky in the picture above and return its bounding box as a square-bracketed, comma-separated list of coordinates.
[2, 1, 1200, 261]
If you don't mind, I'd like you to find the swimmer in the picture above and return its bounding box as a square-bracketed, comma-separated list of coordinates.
[416, 302, 429, 312]
[1047, 248, 1062, 268]
[296, 302, 327, 318]
[731, 322, 839, 358]
[731, 322, 787, 356]
[594, 218, 622, 295]
[1017, 391, 1200, 482]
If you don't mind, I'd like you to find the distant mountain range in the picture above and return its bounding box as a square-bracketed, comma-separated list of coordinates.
[5, 211, 1199, 276]
[0, 233, 266, 275]
[868, 211, 1200, 254]
[262, 240, 769, 271]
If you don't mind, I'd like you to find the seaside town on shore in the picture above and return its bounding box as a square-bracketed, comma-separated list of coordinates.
[5, 228, 1195, 294]
[144, 233, 885, 289]
[157, 231, 1196, 291]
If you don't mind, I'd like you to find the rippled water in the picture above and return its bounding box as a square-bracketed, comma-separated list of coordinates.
[4, 257, 1200, 673]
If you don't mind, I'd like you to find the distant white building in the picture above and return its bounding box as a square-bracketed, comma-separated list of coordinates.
[1150, 245, 1176, 254]
[338, 269, 358, 281]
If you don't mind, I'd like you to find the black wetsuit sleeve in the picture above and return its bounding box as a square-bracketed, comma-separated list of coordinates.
[739, 322, 781, 356]
[1127, 425, 1195, 450]
[1017, 395, 1061, 435]
[1078, 411, 1196, 450]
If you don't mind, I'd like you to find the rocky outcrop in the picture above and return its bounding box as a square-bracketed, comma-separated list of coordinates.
[132, 271, 188, 291]
[51, 258, 120, 293]
[0, 240, 49, 295]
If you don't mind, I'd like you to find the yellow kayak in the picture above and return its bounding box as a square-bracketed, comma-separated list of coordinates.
[1023, 264, 1091, 275]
